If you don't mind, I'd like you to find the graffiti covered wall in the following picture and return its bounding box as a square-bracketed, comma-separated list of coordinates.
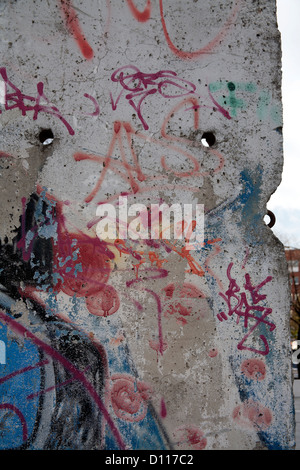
[0, 0, 295, 450]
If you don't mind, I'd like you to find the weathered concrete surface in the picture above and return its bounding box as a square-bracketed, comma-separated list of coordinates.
[0, 0, 294, 450]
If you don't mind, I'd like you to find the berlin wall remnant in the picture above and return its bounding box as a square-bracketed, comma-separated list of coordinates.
[0, 0, 295, 450]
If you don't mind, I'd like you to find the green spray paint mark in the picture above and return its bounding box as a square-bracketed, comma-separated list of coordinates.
[209, 81, 256, 117]
[257, 90, 271, 121]
[209, 80, 281, 125]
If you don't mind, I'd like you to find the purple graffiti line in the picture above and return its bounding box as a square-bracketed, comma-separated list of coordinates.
[0, 403, 28, 442]
[0, 359, 49, 386]
[217, 263, 275, 356]
[26, 365, 91, 401]
[0, 67, 74, 135]
[110, 65, 196, 130]
[0, 310, 126, 450]
[207, 87, 232, 120]
[83, 93, 100, 116]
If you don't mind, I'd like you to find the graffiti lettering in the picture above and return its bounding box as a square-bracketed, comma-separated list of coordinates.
[0, 67, 74, 135]
[217, 263, 275, 355]
[74, 99, 225, 205]
[110, 65, 197, 130]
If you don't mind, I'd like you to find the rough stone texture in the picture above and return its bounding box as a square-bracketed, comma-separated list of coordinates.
[0, 0, 294, 450]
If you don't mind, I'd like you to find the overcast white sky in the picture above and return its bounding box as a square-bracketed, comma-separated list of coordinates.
[268, 0, 300, 247]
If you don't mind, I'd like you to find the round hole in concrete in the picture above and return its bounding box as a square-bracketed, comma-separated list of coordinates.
[201, 132, 216, 147]
[264, 210, 276, 228]
[39, 129, 54, 146]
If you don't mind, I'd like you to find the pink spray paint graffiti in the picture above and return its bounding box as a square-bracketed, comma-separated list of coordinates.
[240, 358, 266, 381]
[58, 0, 94, 60]
[126, 0, 152, 23]
[232, 400, 272, 431]
[0, 67, 74, 135]
[124, 0, 241, 61]
[110, 65, 197, 130]
[159, 0, 241, 60]
[110, 373, 152, 422]
[73, 97, 225, 205]
[217, 262, 275, 356]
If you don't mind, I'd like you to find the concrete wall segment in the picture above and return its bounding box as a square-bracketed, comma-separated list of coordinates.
[0, 0, 294, 450]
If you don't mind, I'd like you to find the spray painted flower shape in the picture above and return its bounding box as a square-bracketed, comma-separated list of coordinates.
[110, 374, 152, 422]
[232, 399, 272, 431]
[174, 425, 207, 450]
[241, 358, 266, 381]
